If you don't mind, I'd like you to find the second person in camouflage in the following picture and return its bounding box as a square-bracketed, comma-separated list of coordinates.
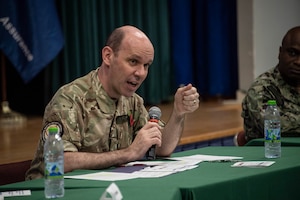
[242, 26, 300, 143]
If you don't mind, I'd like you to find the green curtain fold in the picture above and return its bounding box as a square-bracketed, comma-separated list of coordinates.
[49, 0, 173, 105]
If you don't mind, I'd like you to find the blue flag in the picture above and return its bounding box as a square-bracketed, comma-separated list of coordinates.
[0, 0, 64, 83]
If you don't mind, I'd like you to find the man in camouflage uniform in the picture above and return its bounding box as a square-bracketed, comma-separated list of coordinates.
[242, 26, 300, 143]
[26, 25, 200, 179]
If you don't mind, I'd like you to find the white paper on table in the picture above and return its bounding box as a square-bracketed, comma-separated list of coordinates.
[231, 161, 275, 168]
[65, 160, 201, 180]
[124, 160, 171, 166]
[169, 154, 243, 162]
[133, 170, 175, 178]
[65, 171, 138, 181]
[134, 164, 198, 178]
[125, 159, 201, 167]
[138, 160, 199, 172]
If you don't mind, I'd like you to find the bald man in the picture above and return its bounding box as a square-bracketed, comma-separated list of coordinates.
[26, 25, 200, 179]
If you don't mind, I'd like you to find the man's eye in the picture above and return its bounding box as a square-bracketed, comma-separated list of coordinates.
[287, 49, 299, 57]
[129, 59, 137, 65]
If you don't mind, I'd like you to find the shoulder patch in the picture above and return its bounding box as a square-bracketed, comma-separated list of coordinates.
[42, 121, 63, 142]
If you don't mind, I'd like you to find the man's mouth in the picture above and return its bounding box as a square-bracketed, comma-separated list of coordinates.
[289, 68, 300, 75]
[127, 81, 138, 87]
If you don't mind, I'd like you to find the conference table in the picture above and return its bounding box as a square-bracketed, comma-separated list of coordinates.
[1, 146, 300, 200]
[245, 137, 300, 147]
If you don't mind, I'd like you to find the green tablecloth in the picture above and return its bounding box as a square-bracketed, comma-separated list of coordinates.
[245, 137, 300, 146]
[1, 146, 300, 200]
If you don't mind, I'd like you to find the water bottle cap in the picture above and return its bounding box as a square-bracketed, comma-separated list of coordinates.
[48, 126, 59, 133]
[267, 100, 277, 105]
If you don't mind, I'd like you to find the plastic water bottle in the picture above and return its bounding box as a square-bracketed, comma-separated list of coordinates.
[264, 100, 281, 158]
[44, 126, 64, 198]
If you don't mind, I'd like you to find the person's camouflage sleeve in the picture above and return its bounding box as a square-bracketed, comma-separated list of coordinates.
[242, 66, 300, 142]
[25, 67, 148, 180]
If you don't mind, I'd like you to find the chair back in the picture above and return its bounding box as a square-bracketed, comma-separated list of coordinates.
[0, 160, 32, 185]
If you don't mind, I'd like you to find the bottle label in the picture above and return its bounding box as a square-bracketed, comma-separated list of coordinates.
[45, 162, 64, 179]
[265, 128, 281, 143]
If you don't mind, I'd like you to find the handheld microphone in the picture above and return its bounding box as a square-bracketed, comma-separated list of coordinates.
[146, 106, 162, 160]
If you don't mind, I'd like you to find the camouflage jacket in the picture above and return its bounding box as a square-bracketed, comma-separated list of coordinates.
[242, 66, 300, 141]
[26, 67, 148, 180]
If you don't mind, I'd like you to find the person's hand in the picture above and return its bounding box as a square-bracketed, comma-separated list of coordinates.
[128, 122, 162, 159]
[173, 83, 200, 117]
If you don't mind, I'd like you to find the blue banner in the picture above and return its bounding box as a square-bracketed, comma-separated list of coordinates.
[0, 0, 64, 83]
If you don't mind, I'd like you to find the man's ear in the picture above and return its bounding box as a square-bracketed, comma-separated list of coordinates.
[102, 46, 113, 65]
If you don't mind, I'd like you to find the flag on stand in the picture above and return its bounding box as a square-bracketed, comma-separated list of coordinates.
[0, 0, 64, 83]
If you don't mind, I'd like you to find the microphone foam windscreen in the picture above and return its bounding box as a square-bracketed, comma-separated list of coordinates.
[149, 106, 162, 119]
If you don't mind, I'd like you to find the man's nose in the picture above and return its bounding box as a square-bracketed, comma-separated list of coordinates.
[134, 65, 147, 76]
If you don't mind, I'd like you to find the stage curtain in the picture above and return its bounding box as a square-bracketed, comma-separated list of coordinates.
[170, 0, 238, 98]
[1, 0, 238, 116]
[48, 0, 238, 105]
